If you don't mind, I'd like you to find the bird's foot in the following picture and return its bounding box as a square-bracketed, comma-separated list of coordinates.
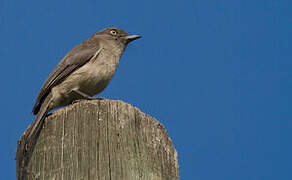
[94, 97, 104, 100]
[72, 97, 104, 104]
[72, 99, 84, 104]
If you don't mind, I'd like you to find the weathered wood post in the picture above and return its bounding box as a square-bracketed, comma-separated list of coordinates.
[16, 99, 179, 180]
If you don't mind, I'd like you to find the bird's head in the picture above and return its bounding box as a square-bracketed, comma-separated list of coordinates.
[93, 27, 141, 45]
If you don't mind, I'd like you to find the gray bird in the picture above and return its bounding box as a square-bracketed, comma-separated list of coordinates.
[24, 27, 141, 148]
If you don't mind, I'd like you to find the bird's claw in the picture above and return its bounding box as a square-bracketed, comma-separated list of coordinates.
[72, 97, 104, 105]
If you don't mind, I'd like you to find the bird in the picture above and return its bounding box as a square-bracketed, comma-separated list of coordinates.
[21, 27, 141, 150]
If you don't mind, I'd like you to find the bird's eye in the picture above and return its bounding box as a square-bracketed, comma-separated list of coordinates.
[110, 30, 117, 36]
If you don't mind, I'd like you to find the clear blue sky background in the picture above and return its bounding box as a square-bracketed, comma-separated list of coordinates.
[0, 0, 291, 179]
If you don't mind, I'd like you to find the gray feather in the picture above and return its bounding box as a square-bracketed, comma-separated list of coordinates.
[32, 39, 101, 114]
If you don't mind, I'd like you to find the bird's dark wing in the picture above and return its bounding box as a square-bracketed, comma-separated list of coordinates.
[32, 40, 100, 114]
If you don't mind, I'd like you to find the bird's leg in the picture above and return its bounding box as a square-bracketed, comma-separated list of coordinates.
[71, 89, 94, 100]
[94, 97, 104, 100]
[70, 89, 94, 104]
[70, 89, 104, 104]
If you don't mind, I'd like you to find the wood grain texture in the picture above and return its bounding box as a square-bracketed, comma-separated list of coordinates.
[17, 99, 179, 180]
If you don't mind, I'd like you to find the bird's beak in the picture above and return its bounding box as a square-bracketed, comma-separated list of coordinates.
[124, 35, 141, 44]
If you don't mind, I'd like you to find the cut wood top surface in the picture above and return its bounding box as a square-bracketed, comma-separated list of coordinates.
[17, 99, 179, 180]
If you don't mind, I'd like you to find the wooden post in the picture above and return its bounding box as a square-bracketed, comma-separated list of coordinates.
[16, 99, 179, 180]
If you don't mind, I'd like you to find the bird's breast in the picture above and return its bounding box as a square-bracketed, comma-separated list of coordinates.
[51, 47, 123, 109]
[73, 48, 121, 95]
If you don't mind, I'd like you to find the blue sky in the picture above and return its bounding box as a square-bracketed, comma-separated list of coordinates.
[1, 0, 291, 179]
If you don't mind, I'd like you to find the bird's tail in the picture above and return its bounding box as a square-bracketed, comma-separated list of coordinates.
[26, 94, 52, 142]
[16, 93, 52, 178]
